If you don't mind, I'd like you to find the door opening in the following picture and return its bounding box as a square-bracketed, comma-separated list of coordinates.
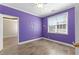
[3, 15, 19, 49]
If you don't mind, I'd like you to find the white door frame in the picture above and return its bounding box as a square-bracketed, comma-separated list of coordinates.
[0, 14, 19, 51]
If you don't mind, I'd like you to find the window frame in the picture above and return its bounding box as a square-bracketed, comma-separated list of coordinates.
[48, 12, 68, 35]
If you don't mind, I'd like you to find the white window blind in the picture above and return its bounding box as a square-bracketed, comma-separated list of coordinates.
[48, 12, 68, 34]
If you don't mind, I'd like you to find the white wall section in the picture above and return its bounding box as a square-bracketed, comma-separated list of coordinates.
[0, 14, 3, 51]
[3, 18, 18, 38]
[75, 4, 79, 55]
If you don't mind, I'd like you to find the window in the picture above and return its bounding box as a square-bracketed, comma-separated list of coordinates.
[48, 12, 68, 34]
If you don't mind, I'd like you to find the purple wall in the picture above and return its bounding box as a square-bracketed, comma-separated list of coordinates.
[0, 5, 42, 42]
[42, 8, 75, 44]
[0, 5, 75, 44]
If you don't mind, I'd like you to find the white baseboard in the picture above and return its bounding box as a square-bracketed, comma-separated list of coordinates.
[18, 37, 74, 48]
[19, 37, 42, 45]
[42, 37, 74, 48]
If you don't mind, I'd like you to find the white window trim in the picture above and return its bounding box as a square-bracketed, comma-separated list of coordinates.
[48, 12, 68, 35]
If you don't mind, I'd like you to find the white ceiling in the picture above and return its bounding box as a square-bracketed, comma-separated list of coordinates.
[2, 3, 75, 17]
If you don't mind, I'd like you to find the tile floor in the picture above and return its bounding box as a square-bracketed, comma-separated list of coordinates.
[0, 37, 75, 55]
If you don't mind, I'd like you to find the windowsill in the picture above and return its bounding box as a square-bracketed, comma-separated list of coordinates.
[48, 32, 68, 35]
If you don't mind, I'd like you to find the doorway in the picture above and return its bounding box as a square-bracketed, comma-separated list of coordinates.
[3, 15, 19, 49]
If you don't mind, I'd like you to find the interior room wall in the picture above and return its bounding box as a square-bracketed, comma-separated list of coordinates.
[3, 18, 18, 38]
[0, 4, 75, 51]
[75, 4, 79, 43]
[75, 4, 79, 55]
[0, 5, 42, 42]
[0, 14, 3, 51]
[42, 7, 75, 44]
